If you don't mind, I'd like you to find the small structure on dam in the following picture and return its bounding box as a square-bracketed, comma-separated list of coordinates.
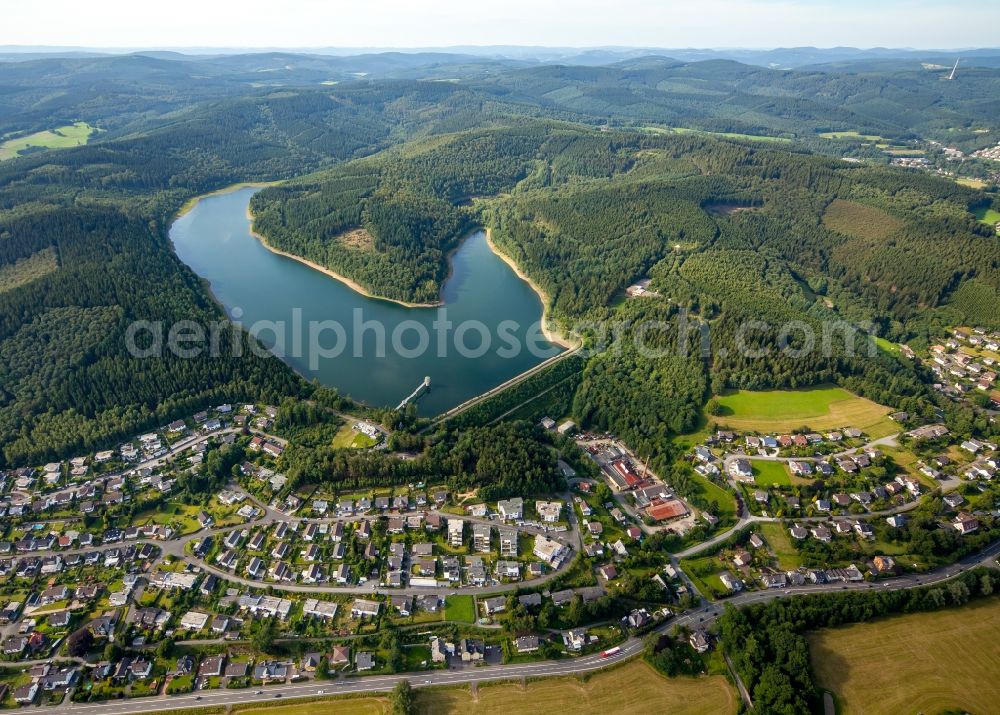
[397, 376, 431, 410]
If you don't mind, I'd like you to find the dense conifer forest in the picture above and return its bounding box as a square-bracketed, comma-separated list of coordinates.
[2, 50, 1000, 466]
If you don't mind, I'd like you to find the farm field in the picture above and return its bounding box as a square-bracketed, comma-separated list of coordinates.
[417, 659, 737, 714]
[711, 385, 895, 436]
[0, 121, 97, 160]
[810, 598, 1000, 715]
[235, 700, 387, 715]
[817, 130, 886, 141]
[229, 661, 736, 715]
[756, 522, 803, 570]
[753, 461, 791, 487]
[881, 146, 925, 156]
[956, 177, 987, 189]
[645, 125, 792, 144]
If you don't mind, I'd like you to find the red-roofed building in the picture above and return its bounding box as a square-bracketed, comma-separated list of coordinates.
[646, 498, 689, 522]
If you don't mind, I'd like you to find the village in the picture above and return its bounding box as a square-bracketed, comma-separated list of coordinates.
[0, 404, 692, 708]
[0, 384, 995, 709]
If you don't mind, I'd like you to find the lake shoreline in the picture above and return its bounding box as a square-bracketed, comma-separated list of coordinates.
[484, 228, 575, 349]
[176, 184, 574, 345]
[248, 209, 445, 310]
[174, 181, 280, 222]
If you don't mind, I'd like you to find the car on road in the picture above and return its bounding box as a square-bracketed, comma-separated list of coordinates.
[254, 690, 263, 695]
[275, 693, 282, 698]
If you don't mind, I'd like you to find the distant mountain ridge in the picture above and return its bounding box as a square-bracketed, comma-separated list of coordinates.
[3, 45, 1000, 69]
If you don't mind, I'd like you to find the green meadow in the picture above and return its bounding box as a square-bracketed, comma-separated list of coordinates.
[753, 461, 791, 487]
[973, 206, 1000, 226]
[711, 385, 894, 435]
[0, 121, 98, 161]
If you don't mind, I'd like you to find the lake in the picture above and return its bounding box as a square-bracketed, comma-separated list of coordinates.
[169, 186, 562, 415]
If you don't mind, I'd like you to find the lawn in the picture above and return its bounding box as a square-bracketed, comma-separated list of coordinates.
[684, 469, 737, 523]
[810, 597, 1000, 715]
[135, 501, 204, 534]
[0, 122, 97, 160]
[873, 336, 899, 355]
[973, 206, 1000, 226]
[753, 461, 791, 487]
[444, 595, 476, 623]
[711, 385, 895, 436]
[332, 424, 378, 449]
[756, 522, 803, 570]
[956, 177, 987, 189]
[679, 557, 729, 600]
[416, 659, 737, 714]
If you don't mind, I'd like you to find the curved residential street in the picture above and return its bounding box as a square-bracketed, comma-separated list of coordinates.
[24, 540, 1000, 715]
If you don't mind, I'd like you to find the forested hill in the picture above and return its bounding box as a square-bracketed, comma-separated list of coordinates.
[256, 120, 1000, 466]
[473, 58, 1000, 151]
[0, 82, 547, 465]
[256, 120, 1000, 333]
[2, 51, 1000, 465]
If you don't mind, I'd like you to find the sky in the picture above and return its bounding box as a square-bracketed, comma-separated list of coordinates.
[3, 0, 999, 50]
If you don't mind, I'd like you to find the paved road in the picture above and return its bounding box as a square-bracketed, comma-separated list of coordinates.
[35, 540, 999, 715]
[23, 542, 1000, 715]
[674, 433, 956, 560]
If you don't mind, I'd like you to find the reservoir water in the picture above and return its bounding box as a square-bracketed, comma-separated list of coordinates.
[169, 186, 562, 415]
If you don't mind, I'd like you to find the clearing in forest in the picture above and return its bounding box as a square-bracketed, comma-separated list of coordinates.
[821, 199, 903, 241]
[0, 122, 97, 161]
[0, 247, 58, 294]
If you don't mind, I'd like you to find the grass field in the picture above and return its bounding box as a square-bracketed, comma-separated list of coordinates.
[817, 130, 886, 142]
[0, 247, 58, 295]
[444, 595, 476, 623]
[753, 461, 791, 487]
[881, 146, 925, 156]
[712, 385, 895, 436]
[679, 556, 729, 600]
[417, 659, 737, 714]
[695, 472, 738, 521]
[230, 660, 736, 715]
[873, 336, 900, 355]
[0, 121, 97, 160]
[810, 598, 1000, 715]
[821, 199, 903, 241]
[956, 177, 988, 189]
[756, 522, 803, 570]
[332, 424, 378, 449]
[235, 700, 387, 715]
[973, 205, 1000, 226]
[645, 125, 792, 144]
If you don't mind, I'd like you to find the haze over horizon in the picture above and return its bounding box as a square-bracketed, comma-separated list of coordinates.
[4, 0, 999, 52]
